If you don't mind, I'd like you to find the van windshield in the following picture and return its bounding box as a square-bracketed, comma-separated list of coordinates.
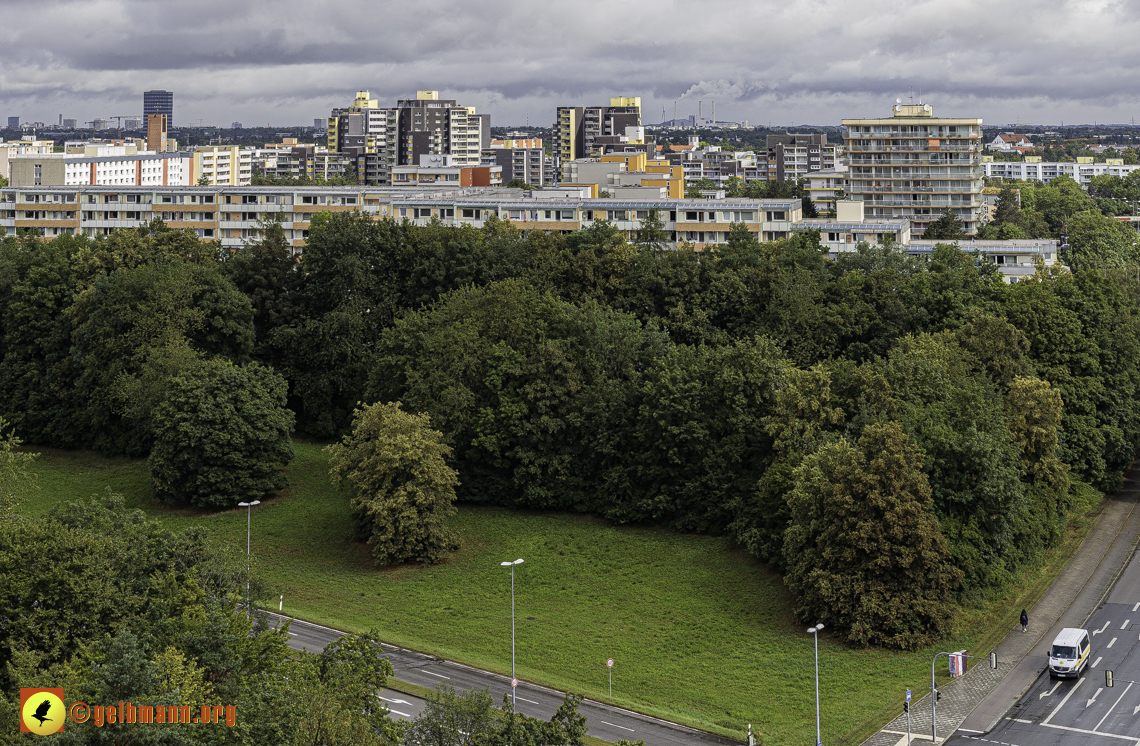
[1052, 645, 1076, 659]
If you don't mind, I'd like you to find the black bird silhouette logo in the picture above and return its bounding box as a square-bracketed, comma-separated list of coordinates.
[31, 698, 53, 726]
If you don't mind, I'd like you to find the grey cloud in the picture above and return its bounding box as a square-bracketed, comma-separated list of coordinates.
[2, 0, 1139, 126]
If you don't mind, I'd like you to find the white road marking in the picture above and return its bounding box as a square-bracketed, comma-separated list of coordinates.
[957, 728, 985, 733]
[600, 721, 635, 732]
[1093, 621, 1111, 636]
[1093, 656, 1104, 668]
[1134, 704, 1140, 715]
[1040, 681, 1063, 699]
[424, 671, 451, 679]
[1013, 718, 1033, 723]
[1043, 677, 1083, 725]
[515, 696, 540, 704]
[379, 697, 412, 705]
[388, 709, 411, 717]
[1124, 619, 1132, 629]
[1134, 602, 1140, 612]
[1087, 686, 1103, 707]
[1096, 682, 1133, 731]
[1040, 720, 1140, 744]
[1109, 637, 1118, 648]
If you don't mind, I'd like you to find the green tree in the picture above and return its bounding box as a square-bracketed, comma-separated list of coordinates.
[0, 417, 37, 517]
[633, 207, 670, 251]
[149, 361, 295, 508]
[405, 686, 497, 746]
[783, 421, 962, 649]
[1065, 209, 1139, 271]
[993, 185, 1022, 226]
[67, 260, 255, 455]
[922, 211, 965, 240]
[327, 401, 460, 565]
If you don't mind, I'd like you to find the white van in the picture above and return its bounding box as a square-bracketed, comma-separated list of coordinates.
[1049, 627, 1091, 679]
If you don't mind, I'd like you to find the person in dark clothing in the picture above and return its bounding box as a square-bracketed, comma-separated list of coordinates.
[1020, 609, 1029, 633]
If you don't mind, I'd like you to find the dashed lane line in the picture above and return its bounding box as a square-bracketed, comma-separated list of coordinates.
[423, 671, 451, 679]
[1095, 682, 1134, 732]
[1109, 637, 1118, 648]
[601, 721, 635, 732]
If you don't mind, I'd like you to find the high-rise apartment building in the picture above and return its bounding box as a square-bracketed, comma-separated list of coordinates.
[7, 117, 19, 129]
[842, 103, 984, 235]
[554, 97, 641, 164]
[326, 90, 487, 183]
[143, 90, 174, 121]
[763, 134, 839, 182]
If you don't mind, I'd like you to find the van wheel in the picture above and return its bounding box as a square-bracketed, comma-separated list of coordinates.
[1049, 671, 1057, 679]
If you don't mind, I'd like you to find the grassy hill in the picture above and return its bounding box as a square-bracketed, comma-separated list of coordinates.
[15, 440, 1102, 744]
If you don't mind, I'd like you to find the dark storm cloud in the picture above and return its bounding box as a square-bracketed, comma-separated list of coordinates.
[2, 0, 1139, 127]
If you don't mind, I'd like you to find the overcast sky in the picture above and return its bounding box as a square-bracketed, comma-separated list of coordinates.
[2, 0, 1138, 130]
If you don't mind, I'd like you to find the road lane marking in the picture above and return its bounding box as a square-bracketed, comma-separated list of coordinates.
[1124, 619, 1132, 629]
[1087, 686, 1103, 707]
[515, 696, 540, 704]
[388, 709, 411, 717]
[1093, 621, 1111, 636]
[1040, 720, 1140, 744]
[1012, 718, 1033, 723]
[1134, 602, 1140, 612]
[1134, 704, 1140, 715]
[1096, 682, 1133, 731]
[379, 697, 412, 705]
[1109, 637, 1118, 648]
[424, 671, 451, 679]
[600, 721, 635, 732]
[1093, 656, 1104, 668]
[1040, 681, 1063, 699]
[1043, 677, 1083, 725]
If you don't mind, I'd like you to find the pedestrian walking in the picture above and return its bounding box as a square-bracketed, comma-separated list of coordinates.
[1020, 609, 1029, 633]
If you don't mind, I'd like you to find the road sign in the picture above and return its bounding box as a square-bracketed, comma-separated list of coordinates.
[607, 658, 614, 668]
[511, 677, 518, 688]
[906, 688, 911, 702]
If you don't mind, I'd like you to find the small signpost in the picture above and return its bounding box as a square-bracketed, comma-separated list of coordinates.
[511, 677, 518, 689]
[607, 658, 614, 700]
[905, 689, 912, 746]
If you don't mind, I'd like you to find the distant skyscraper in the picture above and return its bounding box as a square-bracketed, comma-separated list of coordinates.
[143, 90, 174, 121]
[231, 122, 243, 129]
[314, 118, 324, 129]
[6, 117, 19, 128]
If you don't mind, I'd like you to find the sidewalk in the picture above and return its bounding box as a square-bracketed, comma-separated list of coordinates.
[860, 469, 1140, 746]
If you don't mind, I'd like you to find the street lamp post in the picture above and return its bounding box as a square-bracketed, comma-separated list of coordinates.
[808, 623, 824, 746]
[237, 501, 260, 618]
[500, 558, 524, 706]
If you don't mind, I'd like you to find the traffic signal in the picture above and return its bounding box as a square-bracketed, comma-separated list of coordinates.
[935, 689, 942, 702]
[1106, 670, 1114, 688]
[903, 701, 909, 713]
[990, 652, 998, 669]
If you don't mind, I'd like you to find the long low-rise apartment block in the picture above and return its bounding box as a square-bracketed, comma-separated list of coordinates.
[0, 185, 1059, 281]
[0, 185, 804, 250]
[982, 158, 1140, 184]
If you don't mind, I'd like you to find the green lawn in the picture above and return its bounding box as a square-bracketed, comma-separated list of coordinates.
[16, 441, 1103, 745]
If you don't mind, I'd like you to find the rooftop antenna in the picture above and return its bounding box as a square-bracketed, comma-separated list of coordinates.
[907, 86, 914, 105]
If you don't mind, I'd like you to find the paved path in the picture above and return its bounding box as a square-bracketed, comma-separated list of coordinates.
[265, 611, 739, 745]
[862, 466, 1140, 746]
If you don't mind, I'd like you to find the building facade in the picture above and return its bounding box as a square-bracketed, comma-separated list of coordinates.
[554, 97, 642, 165]
[9, 147, 189, 187]
[143, 90, 174, 120]
[190, 146, 253, 186]
[982, 157, 1140, 184]
[842, 103, 985, 235]
[763, 134, 840, 182]
[483, 139, 548, 186]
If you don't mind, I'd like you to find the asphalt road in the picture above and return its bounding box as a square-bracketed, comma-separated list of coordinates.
[946, 547, 1140, 746]
[264, 611, 739, 745]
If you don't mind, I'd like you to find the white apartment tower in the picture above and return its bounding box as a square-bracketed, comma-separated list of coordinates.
[842, 103, 984, 235]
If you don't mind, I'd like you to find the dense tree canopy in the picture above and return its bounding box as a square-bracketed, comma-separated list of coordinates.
[4, 207, 1140, 647]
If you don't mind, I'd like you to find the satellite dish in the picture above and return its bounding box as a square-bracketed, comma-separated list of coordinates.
[895, 105, 902, 112]
[896, 98, 902, 104]
[924, 104, 931, 111]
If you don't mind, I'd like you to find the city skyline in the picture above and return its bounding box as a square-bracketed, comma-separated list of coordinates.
[3, 0, 1140, 129]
